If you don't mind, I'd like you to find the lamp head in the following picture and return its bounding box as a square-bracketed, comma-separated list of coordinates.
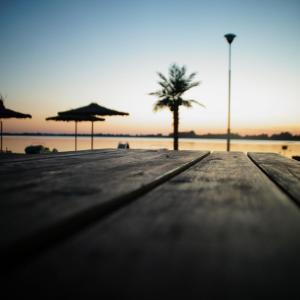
[224, 33, 236, 44]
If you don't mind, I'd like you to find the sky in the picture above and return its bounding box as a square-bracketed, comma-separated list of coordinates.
[0, 0, 299, 135]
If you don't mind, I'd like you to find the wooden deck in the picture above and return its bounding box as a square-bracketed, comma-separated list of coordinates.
[1, 149, 300, 298]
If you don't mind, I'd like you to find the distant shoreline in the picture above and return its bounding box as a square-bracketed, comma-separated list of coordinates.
[3, 131, 300, 141]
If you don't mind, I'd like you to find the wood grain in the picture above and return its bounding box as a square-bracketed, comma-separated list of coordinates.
[6, 152, 300, 299]
[0, 149, 208, 266]
[0, 149, 118, 164]
[248, 152, 300, 205]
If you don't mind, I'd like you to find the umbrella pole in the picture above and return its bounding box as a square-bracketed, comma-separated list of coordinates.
[0, 120, 2, 152]
[75, 121, 78, 151]
[91, 121, 94, 150]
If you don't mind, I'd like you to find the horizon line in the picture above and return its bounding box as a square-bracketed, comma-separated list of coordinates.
[3, 131, 300, 138]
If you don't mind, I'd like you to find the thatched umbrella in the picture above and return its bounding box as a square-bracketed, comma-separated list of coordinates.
[58, 102, 129, 150]
[0, 99, 32, 152]
[46, 114, 105, 151]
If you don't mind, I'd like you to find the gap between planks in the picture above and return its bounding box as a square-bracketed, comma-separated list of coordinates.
[248, 152, 300, 208]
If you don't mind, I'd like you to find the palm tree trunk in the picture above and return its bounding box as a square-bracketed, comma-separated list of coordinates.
[173, 106, 179, 150]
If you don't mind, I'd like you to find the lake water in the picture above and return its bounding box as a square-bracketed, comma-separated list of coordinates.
[2, 135, 300, 158]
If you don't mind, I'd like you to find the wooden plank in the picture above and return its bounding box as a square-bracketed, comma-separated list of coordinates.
[7, 152, 300, 298]
[248, 152, 300, 205]
[0, 149, 209, 266]
[0, 148, 118, 164]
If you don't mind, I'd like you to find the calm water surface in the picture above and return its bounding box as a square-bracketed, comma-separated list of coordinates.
[2, 136, 300, 158]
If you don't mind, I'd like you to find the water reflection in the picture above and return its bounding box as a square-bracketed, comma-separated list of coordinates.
[3, 136, 300, 158]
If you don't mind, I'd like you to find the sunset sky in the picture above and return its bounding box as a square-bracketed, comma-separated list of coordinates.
[0, 0, 299, 135]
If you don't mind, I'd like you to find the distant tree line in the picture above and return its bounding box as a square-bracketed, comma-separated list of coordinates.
[169, 131, 300, 140]
[4, 131, 300, 140]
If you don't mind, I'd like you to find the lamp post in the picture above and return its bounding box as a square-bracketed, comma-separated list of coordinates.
[224, 33, 236, 152]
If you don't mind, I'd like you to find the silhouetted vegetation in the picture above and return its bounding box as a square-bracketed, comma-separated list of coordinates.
[149, 64, 204, 150]
[25, 145, 58, 154]
[3, 131, 300, 141]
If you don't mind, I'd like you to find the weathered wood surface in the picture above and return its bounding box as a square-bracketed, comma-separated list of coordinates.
[0, 148, 117, 163]
[0, 149, 208, 265]
[249, 152, 300, 204]
[4, 152, 300, 299]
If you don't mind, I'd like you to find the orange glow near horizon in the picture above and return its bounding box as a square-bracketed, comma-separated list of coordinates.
[3, 116, 300, 136]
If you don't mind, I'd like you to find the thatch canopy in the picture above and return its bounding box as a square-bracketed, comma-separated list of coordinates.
[46, 114, 105, 122]
[0, 99, 32, 152]
[58, 102, 129, 117]
[0, 99, 32, 119]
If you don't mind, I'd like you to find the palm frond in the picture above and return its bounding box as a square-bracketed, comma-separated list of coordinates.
[158, 81, 169, 89]
[181, 65, 186, 77]
[149, 90, 163, 97]
[181, 100, 192, 108]
[153, 98, 172, 111]
[183, 99, 206, 108]
[183, 81, 201, 92]
[187, 72, 197, 82]
[158, 72, 168, 82]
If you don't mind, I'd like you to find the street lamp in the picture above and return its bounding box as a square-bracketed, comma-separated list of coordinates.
[224, 33, 236, 152]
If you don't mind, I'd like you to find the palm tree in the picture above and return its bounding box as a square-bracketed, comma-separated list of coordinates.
[150, 64, 204, 150]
